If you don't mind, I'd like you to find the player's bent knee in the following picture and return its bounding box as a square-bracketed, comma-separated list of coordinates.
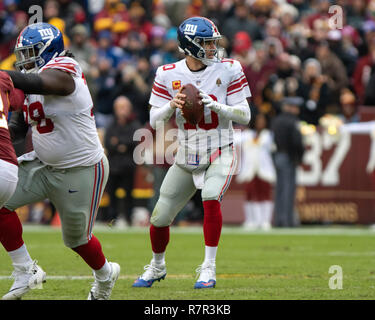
[201, 190, 220, 202]
[63, 235, 88, 249]
[150, 211, 173, 228]
[61, 213, 87, 248]
[150, 200, 176, 227]
[62, 228, 88, 248]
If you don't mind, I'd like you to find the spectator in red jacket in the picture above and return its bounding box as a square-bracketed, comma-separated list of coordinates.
[352, 41, 375, 105]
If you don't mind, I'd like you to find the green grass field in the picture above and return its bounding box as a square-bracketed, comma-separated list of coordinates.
[0, 225, 375, 300]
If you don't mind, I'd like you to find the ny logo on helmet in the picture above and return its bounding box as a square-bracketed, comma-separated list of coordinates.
[184, 24, 197, 36]
[38, 28, 54, 40]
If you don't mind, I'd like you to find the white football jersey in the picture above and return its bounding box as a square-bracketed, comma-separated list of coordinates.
[149, 58, 251, 151]
[23, 56, 104, 168]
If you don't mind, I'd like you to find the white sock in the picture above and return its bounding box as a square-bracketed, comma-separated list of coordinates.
[94, 259, 111, 281]
[258, 202, 267, 226]
[253, 202, 263, 228]
[153, 252, 165, 265]
[204, 246, 217, 265]
[8, 244, 33, 267]
[243, 202, 254, 224]
[263, 201, 274, 225]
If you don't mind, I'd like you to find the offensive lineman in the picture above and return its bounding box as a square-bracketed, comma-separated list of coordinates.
[0, 22, 120, 300]
[132, 17, 251, 289]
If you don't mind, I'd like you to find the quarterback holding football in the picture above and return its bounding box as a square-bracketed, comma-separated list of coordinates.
[133, 17, 251, 289]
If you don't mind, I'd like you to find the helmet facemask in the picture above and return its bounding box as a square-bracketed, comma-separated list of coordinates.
[193, 36, 224, 66]
[14, 42, 46, 73]
[14, 37, 60, 73]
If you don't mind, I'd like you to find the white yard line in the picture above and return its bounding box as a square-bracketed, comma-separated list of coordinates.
[20, 224, 375, 236]
[0, 273, 310, 281]
[0, 274, 192, 280]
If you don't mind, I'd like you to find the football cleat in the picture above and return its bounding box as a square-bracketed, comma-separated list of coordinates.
[242, 221, 257, 231]
[194, 261, 216, 289]
[87, 262, 120, 300]
[132, 260, 167, 288]
[2, 260, 46, 300]
[260, 222, 272, 231]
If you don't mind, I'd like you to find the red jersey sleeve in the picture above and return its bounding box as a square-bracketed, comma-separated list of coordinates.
[0, 89, 18, 165]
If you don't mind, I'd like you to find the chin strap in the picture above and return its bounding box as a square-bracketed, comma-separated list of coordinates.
[59, 50, 75, 58]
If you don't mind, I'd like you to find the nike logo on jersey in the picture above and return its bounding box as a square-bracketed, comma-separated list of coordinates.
[68, 189, 78, 193]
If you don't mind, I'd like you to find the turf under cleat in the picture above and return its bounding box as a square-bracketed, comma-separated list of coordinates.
[194, 261, 216, 289]
[132, 260, 167, 288]
[88, 262, 120, 300]
[2, 260, 46, 300]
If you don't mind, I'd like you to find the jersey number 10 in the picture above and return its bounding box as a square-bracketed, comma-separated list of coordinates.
[183, 94, 219, 130]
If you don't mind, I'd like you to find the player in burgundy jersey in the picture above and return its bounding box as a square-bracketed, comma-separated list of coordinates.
[0, 73, 19, 208]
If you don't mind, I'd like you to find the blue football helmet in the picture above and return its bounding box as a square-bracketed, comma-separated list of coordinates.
[177, 17, 223, 66]
[14, 22, 64, 73]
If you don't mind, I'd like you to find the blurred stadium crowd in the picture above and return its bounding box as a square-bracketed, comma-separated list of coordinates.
[1, 0, 375, 227]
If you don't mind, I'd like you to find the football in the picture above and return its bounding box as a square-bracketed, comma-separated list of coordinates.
[181, 83, 204, 126]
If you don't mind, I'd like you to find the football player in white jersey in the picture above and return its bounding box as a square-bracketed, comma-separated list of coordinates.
[0, 23, 120, 300]
[133, 17, 251, 289]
